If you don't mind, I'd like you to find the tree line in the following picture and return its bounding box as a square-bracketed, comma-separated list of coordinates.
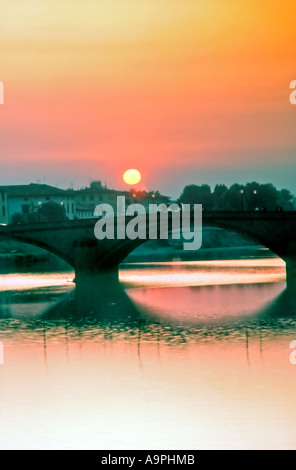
[177, 182, 296, 211]
[10, 181, 296, 224]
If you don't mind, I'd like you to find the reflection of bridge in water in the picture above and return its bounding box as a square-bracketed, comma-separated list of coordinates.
[0, 274, 296, 325]
[0, 211, 296, 290]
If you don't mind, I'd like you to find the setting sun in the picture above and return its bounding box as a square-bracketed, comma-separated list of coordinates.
[123, 169, 141, 185]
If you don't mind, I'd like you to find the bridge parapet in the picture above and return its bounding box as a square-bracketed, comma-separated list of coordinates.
[0, 212, 295, 287]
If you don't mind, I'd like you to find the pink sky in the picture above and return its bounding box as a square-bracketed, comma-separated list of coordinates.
[0, 0, 295, 196]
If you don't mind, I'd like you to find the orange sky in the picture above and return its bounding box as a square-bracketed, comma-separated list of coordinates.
[0, 0, 295, 195]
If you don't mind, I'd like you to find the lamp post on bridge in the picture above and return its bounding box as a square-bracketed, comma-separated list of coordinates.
[253, 189, 257, 210]
[240, 189, 244, 211]
[34, 201, 42, 222]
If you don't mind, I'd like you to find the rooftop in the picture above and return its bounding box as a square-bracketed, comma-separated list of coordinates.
[0, 184, 70, 197]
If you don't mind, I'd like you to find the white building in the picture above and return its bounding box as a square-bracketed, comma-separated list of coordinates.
[75, 181, 171, 219]
[0, 181, 172, 223]
[0, 189, 8, 224]
[75, 181, 133, 219]
[0, 184, 76, 223]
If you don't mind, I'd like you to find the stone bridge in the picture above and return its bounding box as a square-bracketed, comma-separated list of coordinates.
[0, 211, 295, 288]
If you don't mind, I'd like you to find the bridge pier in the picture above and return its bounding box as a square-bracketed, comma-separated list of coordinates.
[73, 268, 135, 319]
[286, 257, 296, 291]
[74, 267, 119, 286]
[73, 239, 120, 285]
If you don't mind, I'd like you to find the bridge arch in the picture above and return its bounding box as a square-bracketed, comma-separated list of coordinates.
[0, 233, 74, 268]
[102, 219, 281, 269]
[0, 212, 295, 289]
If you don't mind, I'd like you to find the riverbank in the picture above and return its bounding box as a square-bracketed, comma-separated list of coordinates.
[123, 245, 275, 262]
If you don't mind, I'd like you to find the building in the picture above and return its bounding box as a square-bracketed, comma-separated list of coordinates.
[0, 181, 172, 223]
[0, 184, 77, 223]
[75, 181, 133, 219]
[75, 181, 171, 219]
[0, 189, 8, 224]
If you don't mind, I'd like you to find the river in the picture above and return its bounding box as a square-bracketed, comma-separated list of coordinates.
[0, 251, 296, 450]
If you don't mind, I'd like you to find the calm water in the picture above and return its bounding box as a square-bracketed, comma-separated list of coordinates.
[1, 256, 296, 450]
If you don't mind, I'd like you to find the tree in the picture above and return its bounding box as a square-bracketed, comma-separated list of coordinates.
[178, 184, 213, 209]
[213, 184, 227, 198]
[10, 201, 68, 224]
[38, 201, 68, 222]
[243, 182, 261, 210]
[277, 189, 295, 210]
[212, 184, 228, 210]
[220, 184, 244, 211]
[177, 181, 296, 211]
[11, 213, 26, 225]
[255, 183, 278, 210]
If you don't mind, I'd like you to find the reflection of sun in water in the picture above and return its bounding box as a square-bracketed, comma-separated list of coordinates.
[123, 169, 141, 185]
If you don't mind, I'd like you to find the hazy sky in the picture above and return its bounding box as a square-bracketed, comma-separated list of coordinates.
[0, 0, 295, 197]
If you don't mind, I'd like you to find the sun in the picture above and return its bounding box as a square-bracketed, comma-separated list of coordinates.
[123, 169, 141, 185]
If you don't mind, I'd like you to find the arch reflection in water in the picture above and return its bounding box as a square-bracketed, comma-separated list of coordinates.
[0, 271, 295, 336]
[1, 268, 296, 449]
